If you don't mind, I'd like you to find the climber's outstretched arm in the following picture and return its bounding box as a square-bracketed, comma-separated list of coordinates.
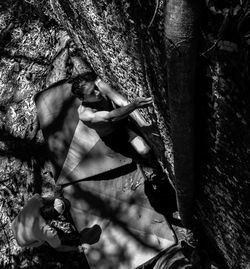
[95, 79, 151, 127]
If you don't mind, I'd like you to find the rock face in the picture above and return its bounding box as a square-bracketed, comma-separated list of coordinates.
[193, 2, 250, 267]
[195, 52, 250, 268]
[46, 0, 174, 173]
[45, 1, 250, 268]
[0, 0, 249, 268]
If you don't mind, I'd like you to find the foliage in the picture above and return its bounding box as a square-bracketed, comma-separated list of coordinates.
[0, 2, 66, 267]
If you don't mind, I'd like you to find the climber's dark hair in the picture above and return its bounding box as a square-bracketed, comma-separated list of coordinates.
[70, 72, 97, 97]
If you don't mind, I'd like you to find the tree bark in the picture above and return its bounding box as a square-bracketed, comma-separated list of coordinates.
[164, 0, 199, 228]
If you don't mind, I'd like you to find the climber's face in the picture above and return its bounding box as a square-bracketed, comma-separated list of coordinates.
[78, 81, 102, 103]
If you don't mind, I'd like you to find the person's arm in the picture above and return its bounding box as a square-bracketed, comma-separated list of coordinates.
[95, 79, 151, 127]
[95, 79, 128, 107]
[80, 98, 152, 124]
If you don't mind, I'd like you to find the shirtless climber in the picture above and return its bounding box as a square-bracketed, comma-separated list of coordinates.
[70, 72, 164, 177]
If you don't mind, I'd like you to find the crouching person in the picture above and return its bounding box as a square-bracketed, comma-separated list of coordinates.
[11, 193, 84, 253]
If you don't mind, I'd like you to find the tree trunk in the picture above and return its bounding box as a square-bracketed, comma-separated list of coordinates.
[164, 0, 199, 229]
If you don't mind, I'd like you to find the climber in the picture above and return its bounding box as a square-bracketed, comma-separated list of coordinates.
[70, 71, 164, 176]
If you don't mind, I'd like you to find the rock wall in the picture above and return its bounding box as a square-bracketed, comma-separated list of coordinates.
[0, 0, 249, 268]
[194, 2, 250, 268]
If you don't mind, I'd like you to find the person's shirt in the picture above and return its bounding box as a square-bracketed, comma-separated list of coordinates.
[11, 194, 61, 248]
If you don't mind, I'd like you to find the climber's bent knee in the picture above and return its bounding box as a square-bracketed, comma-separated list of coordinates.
[130, 136, 150, 156]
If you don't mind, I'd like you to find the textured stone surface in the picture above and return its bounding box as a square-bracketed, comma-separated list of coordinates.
[29, 0, 250, 267]
[0, 1, 249, 268]
[195, 57, 250, 268]
[47, 0, 174, 177]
